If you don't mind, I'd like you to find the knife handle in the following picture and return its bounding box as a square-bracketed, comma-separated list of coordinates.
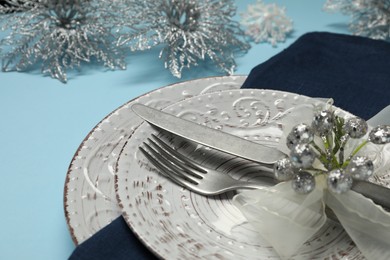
[264, 172, 390, 210]
[352, 180, 390, 210]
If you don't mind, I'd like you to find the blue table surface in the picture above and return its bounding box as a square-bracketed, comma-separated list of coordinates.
[0, 1, 349, 259]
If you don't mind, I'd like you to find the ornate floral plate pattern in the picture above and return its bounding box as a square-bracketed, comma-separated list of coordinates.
[64, 76, 245, 244]
[115, 89, 369, 259]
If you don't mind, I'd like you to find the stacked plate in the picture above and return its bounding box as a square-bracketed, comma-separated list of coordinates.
[64, 76, 389, 259]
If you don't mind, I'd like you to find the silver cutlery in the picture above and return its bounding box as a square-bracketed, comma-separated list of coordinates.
[139, 134, 341, 221]
[133, 103, 390, 210]
[140, 134, 276, 196]
[132, 103, 284, 165]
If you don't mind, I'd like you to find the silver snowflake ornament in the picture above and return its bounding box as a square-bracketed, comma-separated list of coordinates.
[240, 0, 293, 46]
[118, 0, 250, 78]
[324, 0, 390, 40]
[0, 0, 140, 83]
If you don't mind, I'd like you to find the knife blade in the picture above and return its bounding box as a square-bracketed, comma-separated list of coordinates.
[132, 103, 390, 210]
[131, 103, 284, 165]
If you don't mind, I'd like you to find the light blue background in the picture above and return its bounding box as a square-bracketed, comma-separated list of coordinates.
[0, 1, 348, 259]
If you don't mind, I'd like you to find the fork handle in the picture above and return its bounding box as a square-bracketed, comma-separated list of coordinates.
[232, 178, 277, 191]
[236, 178, 390, 211]
[232, 179, 390, 224]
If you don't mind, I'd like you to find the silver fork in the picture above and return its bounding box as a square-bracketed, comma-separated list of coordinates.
[139, 134, 277, 196]
[138, 134, 362, 224]
[140, 134, 390, 212]
[139, 134, 342, 222]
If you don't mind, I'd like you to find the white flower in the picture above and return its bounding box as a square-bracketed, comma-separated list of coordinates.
[241, 0, 293, 46]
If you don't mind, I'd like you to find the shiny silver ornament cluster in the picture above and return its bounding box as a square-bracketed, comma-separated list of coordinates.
[286, 123, 314, 149]
[274, 106, 390, 194]
[273, 157, 295, 181]
[290, 143, 316, 169]
[291, 171, 316, 194]
[327, 169, 353, 194]
[324, 0, 390, 40]
[0, 0, 141, 83]
[369, 125, 390, 144]
[344, 117, 368, 138]
[312, 110, 334, 135]
[345, 156, 374, 180]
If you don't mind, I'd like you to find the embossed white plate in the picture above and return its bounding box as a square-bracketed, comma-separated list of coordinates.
[115, 89, 368, 259]
[64, 76, 245, 244]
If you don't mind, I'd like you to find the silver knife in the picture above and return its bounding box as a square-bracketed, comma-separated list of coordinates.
[132, 103, 284, 165]
[132, 103, 390, 209]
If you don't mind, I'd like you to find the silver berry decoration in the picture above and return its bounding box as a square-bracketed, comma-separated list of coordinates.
[286, 123, 314, 149]
[291, 172, 315, 194]
[273, 106, 387, 195]
[345, 156, 374, 180]
[273, 158, 295, 181]
[327, 169, 353, 194]
[312, 110, 334, 135]
[344, 117, 368, 138]
[369, 125, 390, 144]
[290, 143, 316, 169]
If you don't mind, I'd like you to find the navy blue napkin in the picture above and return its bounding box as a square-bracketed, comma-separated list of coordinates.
[242, 32, 390, 119]
[69, 32, 390, 259]
[69, 217, 157, 260]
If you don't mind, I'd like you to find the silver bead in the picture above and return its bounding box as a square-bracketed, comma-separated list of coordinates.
[327, 169, 353, 194]
[345, 156, 374, 180]
[286, 123, 314, 149]
[290, 143, 316, 169]
[273, 158, 295, 181]
[291, 172, 315, 194]
[311, 110, 334, 135]
[344, 117, 368, 138]
[369, 125, 390, 144]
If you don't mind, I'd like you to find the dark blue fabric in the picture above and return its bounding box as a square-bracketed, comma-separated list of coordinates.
[69, 217, 158, 260]
[69, 32, 390, 259]
[242, 32, 390, 119]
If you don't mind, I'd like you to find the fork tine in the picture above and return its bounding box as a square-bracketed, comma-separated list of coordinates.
[142, 142, 202, 184]
[148, 137, 206, 179]
[139, 147, 199, 189]
[151, 134, 207, 173]
[146, 138, 201, 178]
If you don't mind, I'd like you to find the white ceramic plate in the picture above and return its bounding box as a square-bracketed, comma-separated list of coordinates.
[115, 89, 370, 259]
[64, 76, 245, 244]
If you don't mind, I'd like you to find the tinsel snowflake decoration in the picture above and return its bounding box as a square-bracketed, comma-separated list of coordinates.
[324, 0, 390, 40]
[240, 0, 293, 47]
[0, 0, 140, 83]
[118, 0, 250, 78]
